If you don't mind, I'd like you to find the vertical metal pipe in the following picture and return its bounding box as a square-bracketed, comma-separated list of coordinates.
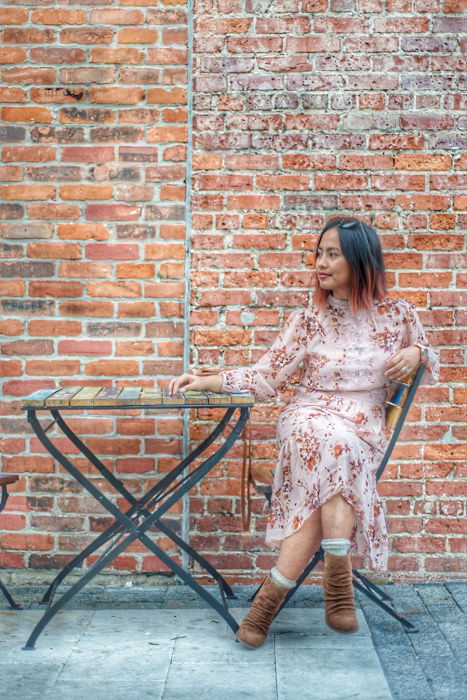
[181, 0, 194, 571]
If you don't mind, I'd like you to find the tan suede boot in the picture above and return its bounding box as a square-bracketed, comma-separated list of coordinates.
[323, 552, 359, 633]
[236, 575, 289, 649]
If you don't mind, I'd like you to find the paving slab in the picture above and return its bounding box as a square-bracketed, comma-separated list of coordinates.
[1, 607, 391, 700]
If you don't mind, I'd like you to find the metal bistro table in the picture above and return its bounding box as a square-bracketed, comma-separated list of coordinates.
[20, 386, 254, 650]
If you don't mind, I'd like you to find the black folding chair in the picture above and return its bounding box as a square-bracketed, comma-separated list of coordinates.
[255, 359, 428, 633]
[0, 473, 22, 610]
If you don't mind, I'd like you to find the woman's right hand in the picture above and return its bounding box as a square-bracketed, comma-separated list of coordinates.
[168, 373, 203, 396]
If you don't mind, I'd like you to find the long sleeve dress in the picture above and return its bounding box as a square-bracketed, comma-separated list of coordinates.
[220, 295, 439, 571]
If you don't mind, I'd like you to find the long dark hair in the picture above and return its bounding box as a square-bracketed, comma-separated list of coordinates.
[312, 216, 387, 313]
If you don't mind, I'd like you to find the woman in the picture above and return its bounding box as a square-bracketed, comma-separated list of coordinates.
[169, 216, 439, 649]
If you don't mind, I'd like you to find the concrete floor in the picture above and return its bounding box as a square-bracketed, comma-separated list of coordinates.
[1, 582, 466, 699]
[1, 607, 391, 700]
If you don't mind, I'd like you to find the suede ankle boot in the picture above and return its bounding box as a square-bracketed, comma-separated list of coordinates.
[236, 575, 289, 649]
[323, 552, 359, 633]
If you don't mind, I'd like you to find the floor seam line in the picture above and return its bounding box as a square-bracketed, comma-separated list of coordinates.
[46, 609, 96, 695]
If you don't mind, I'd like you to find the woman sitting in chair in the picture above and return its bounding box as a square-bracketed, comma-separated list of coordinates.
[169, 216, 439, 648]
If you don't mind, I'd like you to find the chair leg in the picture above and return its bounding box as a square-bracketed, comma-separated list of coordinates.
[352, 569, 393, 602]
[353, 579, 418, 633]
[0, 579, 22, 610]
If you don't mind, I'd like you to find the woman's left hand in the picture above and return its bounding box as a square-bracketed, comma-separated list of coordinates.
[384, 345, 421, 382]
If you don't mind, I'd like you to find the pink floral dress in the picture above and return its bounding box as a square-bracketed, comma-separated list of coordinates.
[221, 296, 439, 570]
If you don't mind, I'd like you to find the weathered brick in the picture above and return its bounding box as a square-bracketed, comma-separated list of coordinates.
[3, 146, 55, 163]
[0, 48, 27, 64]
[30, 47, 86, 65]
[60, 27, 114, 44]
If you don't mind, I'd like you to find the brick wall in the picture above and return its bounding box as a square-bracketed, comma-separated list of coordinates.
[1, 1, 466, 584]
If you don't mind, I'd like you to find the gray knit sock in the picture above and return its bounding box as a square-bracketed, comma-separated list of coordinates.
[321, 538, 351, 556]
[270, 566, 296, 589]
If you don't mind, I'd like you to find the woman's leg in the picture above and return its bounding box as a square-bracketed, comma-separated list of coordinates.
[320, 493, 359, 633]
[236, 509, 323, 649]
[321, 492, 355, 539]
[275, 507, 323, 580]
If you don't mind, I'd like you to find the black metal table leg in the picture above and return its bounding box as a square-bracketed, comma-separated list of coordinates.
[0, 580, 22, 610]
[40, 408, 238, 606]
[23, 405, 249, 648]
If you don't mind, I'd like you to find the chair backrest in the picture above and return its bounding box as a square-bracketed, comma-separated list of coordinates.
[0, 474, 19, 487]
[377, 361, 427, 482]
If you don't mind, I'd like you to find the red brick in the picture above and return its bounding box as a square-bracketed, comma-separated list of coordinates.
[60, 300, 114, 317]
[0, 184, 55, 200]
[60, 27, 113, 43]
[118, 28, 158, 43]
[32, 9, 86, 24]
[58, 340, 111, 356]
[26, 200, 77, 219]
[0, 360, 21, 377]
[26, 360, 80, 376]
[2, 29, 54, 45]
[3, 146, 55, 163]
[58, 224, 110, 241]
[86, 204, 141, 221]
[2, 339, 52, 355]
[90, 88, 144, 105]
[1, 106, 52, 123]
[86, 243, 138, 260]
[86, 281, 141, 299]
[62, 147, 114, 163]
[60, 185, 113, 200]
[30, 47, 85, 65]
[90, 9, 144, 24]
[116, 263, 155, 279]
[59, 261, 112, 279]
[91, 48, 144, 64]
[29, 320, 81, 336]
[2, 380, 54, 397]
[0, 280, 25, 296]
[1, 534, 53, 551]
[86, 360, 139, 377]
[28, 242, 81, 260]
[147, 88, 187, 105]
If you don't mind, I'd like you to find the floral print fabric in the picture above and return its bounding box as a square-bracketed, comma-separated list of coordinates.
[221, 295, 439, 570]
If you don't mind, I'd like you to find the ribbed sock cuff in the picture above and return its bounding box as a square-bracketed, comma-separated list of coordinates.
[321, 538, 351, 556]
[270, 566, 296, 589]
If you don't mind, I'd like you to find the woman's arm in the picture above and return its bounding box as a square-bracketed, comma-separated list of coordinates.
[169, 372, 222, 396]
[220, 308, 310, 402]
[385, 299, 439, 385]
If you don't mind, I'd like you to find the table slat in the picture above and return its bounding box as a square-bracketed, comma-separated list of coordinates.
[22, 388, 60, 407]
[69, 387, 102, 406]
[116, 387, 141, 405]
[94, 388, 121, 406]
[45, 387, 82, 407]
[140, 389, 163, 405]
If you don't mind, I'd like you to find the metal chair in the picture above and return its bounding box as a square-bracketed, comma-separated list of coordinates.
[0, 473, 22, 609]
[253, 359, 428, 633]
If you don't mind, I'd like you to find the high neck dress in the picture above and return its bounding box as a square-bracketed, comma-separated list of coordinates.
[220, 295, 439, 570]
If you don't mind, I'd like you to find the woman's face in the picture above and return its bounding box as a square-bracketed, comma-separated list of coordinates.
[315, 227, 352, 300]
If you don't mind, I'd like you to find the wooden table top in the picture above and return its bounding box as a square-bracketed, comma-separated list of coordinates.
[21, 387, 254, 409]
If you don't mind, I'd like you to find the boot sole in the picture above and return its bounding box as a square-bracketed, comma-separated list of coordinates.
[325, 617, 359, 634]
[235, 632, 263, 649]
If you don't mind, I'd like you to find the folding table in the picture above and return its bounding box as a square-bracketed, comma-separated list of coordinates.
[20, 387, 253, 649]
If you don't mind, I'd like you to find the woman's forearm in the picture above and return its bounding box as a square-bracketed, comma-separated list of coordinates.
[199, 374, 224, 393]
